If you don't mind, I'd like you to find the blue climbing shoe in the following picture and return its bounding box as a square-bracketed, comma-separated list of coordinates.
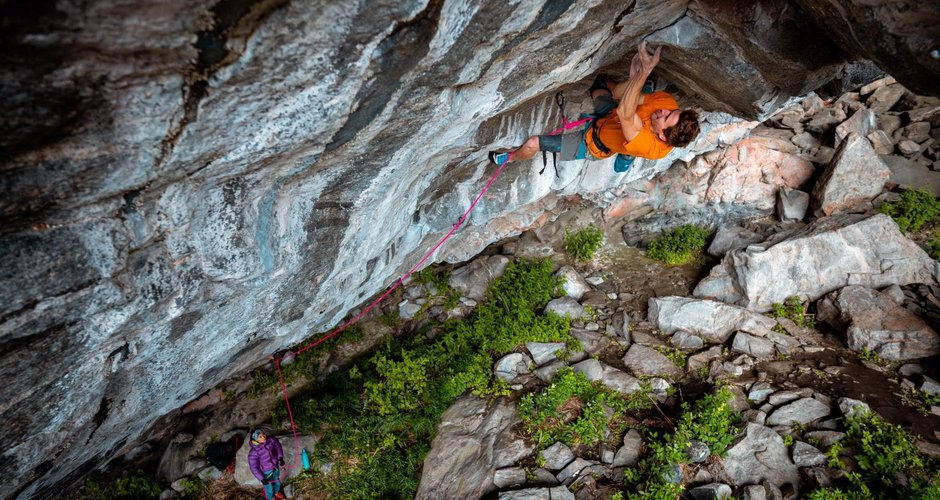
[642, 78, 656, 94]
[489, 150, 511, 165]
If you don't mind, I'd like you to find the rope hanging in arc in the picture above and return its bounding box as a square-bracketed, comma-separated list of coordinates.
[273, 91, 587, 471]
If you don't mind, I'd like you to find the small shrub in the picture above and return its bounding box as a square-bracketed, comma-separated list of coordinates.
[928, 229, 940, 261]
[624, 387, 739, 499]
[770, 296, 815, 331]
[380, 310, 399, 327]
[653, 346, 687, 369]
[816, 410, 939, 499]
[878, 187, 940, 233]
[646, 225, 710, 265]
[564, 224, 605, 261]
[69, 470, 162, 500]
[518, 368, 653, 450]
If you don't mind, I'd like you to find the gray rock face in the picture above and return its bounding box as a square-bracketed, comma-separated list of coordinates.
[690, 483, 733, 500]
[556, 267, 591, 300]
[811, 133, 890, 216]
[776, 186, 809, 222]
[724, 424, 800, 490]
[449, 255, 510, 301]
[494, 353, 533, 383]
[708, 225, 768, 258]
[793, 2, 939, 96]
[622, 344, 683, 379]
[541, 442, 576, 472]
[544, 297, 588, 321]
[494, 467, 526, 488]
[418, 396, 532, 500]
[694, 214, 940, 311]
[817, 285, 940, 360]
[613, 429, 643, 467]
[498, 486, 574, 500]
[732, 332, 776, 359]
[0, 0, 925, 494]
[526, 342, 566, 367]
[649, 296, 776, 342]
[791, 441, 826, 467]
[766, 398, 831, 426]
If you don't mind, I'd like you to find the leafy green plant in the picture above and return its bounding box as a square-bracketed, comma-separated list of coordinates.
[247, 325, 366, 399]
[901, 386, 940, 416]
[878, 187, 940, 233]
[782, 434, 794, 447]
[928, 229, 940, 261]
[277, 259, 575, 499]
[380, 310, 399, 327]
[813, 410, 939, 499]
[69, 470, 162, 500]
[623, 387, 739, 499]
[565, 224, 605, 262]
[646, 225, 710, 265]
[519, 369, 653, 450]
[770, 296, 815, 332]
[653, 346, 687, 369]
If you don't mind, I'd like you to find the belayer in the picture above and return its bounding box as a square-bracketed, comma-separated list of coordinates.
[248, 428, 286, 499]
[489, 41, 700, 172]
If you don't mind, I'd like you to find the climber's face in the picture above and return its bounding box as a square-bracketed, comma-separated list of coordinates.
[651, 108, 680, 141]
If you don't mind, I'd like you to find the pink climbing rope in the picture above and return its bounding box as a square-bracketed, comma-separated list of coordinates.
[272, 107, 593, 473]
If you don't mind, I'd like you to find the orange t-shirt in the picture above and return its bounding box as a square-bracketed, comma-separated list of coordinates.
[586, 91, 678, 160]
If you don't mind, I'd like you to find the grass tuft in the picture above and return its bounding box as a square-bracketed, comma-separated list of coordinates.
[565, 224, 605, 262]
[646, 225, 710, 265]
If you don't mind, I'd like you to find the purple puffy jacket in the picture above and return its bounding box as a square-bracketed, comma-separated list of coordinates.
[248, 435, 284, 482]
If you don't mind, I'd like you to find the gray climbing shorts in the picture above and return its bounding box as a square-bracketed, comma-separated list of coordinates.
[537, 132, 588, 161]
[537, 94, 616, 161]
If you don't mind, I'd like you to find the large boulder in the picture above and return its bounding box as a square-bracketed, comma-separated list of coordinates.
[694, 214, 939, 311]
[817, 285, 940, 360]
[418, 396, 532, 499]
[649, 297, 776, 343]
[723, 424, 800, 491]
[811, 133, 890, 216]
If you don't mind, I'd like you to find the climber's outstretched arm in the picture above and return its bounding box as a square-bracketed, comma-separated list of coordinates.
[612, 41, 661, 142]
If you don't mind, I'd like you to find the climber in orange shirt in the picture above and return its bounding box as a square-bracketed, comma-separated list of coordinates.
[489, 42, 700, 172]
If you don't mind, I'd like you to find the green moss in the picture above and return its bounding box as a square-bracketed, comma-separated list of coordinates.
[653, 346, 687, 369]
[564, 224, 605, 262]
[770, 296, 815, 332]
[927, 229, 940, 261]
[68, 470, 162, 500]
[519, 368, 654, 450]
[279, 259, 574, 499]
[646, 225, 710, 265]
[814, 410, 940, 499]
[878, 187, 940, 233]
[623, 387, 739, 499]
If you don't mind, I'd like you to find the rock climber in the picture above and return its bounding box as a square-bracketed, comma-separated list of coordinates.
[248, 428, 286, 499]
[489, 41, 700, 171]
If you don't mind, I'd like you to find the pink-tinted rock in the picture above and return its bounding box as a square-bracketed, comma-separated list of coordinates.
[694, 213, 939, 312]
[817, 285, 940, 361]
[811, 133, 890, 216]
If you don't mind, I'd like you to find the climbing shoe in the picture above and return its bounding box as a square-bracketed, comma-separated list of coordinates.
[642, 78, 656, 94]
[488, 150, 511, 165]
[588, 75, 612, 99]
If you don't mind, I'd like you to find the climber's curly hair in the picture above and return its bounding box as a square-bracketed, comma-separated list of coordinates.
[664, 109, 700, 148]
